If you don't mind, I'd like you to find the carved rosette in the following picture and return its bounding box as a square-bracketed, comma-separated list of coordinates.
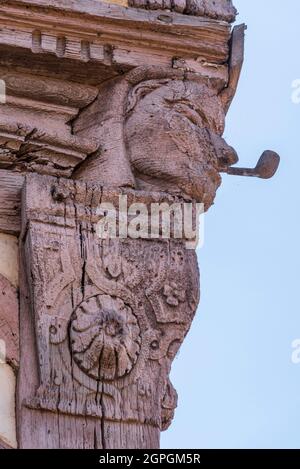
[70, 295, 141, 381]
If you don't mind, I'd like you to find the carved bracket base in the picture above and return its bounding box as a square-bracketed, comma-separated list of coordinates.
[17, 173, 200, 449]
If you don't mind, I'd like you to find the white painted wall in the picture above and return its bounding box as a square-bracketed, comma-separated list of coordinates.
[0, 233, 18, 288]
[0, 364, 17, 448]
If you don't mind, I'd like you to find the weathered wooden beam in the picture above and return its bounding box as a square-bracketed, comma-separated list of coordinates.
[220, 23, 246, 113]
[0, 170, 23, 235]
[128, 0, 237, 22]
[0, 0, 232, 67]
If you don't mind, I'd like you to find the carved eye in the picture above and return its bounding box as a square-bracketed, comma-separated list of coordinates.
[150, 340, 159, 350]
[172, 102, 209, 129]
[70, 295, 141, 381]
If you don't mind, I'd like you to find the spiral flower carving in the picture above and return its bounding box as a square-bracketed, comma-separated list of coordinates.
[70, 295, 141, 381]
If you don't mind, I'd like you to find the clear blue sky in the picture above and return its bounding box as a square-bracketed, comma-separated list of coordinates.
[162, 0, 300, 449]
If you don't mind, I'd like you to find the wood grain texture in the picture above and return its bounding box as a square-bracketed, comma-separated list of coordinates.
[0, 0, 232, 66]
[129, 0, 237, 22]
[0, 0, 236, 183]
[17, 173, 200, 448]
[0, 68, 99, 178]
[0, 0, 248, 450]
[0, 170, 23, 235]
[220, 23, 246, 114]
[73, 65, 238, 210]
[0, 56, 238, 234]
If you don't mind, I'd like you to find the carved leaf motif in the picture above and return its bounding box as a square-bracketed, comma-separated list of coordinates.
[102, 240, 122, 279]
[161, 379, 178, 431]
[45, 244, 76, 307]
[163, 282, 186, 307]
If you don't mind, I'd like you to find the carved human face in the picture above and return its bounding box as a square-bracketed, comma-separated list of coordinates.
[125, 79, 238, 209]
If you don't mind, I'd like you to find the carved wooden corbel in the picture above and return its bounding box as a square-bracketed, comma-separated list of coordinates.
[0, 0, 279, 450]
[18, 174, 200, 448]
[16, 60, 250, 448]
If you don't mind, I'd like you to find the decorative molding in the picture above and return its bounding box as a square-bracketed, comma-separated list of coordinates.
[0, 0, 232, 68]
[128, 0, 237, 23]
[0, 68, 100, 177]
[0, 54, 241, 234]
[0, 1, 238, 190]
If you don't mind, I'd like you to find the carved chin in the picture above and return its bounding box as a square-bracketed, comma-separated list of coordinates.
[135, 165, 221, 209]
[187, 167, 222, 209]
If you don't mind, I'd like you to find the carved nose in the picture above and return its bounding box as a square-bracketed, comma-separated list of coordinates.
[218, 144, 239, 167]
[209, 132, 239, 168]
